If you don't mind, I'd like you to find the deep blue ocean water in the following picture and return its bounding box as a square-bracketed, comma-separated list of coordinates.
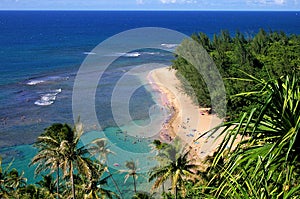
[0, 11, 299, 195]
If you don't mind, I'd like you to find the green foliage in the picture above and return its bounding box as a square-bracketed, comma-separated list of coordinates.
[174, 30, 299, 196]
[132, 191, 155, 199]
[0, 156, 28, 198]
[2, 29, 299, 199]
[88, 138, 122, 198]
[172, 37, 227, 117]
[0, 124, 120, 199]
[172, 29, 300, 119]
[200, 73, 300, 198]
[152, 140, 169, 150]
[37, 175, 56, 193]
[30, 123, 120, 199]
[119, 160, 139, 194]
[149, 139, 198, 199]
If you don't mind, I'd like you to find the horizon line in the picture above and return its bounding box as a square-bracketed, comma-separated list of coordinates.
[0, 9, 299, 12]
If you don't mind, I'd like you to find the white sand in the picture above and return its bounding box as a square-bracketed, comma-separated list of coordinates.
[148, 67, 224, 161]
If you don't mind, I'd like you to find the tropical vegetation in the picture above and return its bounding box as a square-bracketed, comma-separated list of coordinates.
[172, 28, 300, 118]
[149, 147, 198, 198]
[0, 29, 299, 198]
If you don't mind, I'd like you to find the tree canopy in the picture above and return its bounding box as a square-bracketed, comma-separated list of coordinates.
[172, 29, 300, 119]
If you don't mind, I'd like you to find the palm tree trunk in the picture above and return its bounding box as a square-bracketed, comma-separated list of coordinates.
[56, 162, 60, 199]
[106, 160, 123, 199]
[133, 175, 137, 194]
[107, 168, 123, 198]
[172, 177, 177, 199]
[70, 161, 75, 199]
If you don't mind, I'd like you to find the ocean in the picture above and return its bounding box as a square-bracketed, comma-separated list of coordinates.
[0, 11, 299, 196]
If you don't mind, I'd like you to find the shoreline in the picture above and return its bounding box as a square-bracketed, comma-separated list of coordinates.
[147, 69, 178, 142]
[148, 67, 223, 161]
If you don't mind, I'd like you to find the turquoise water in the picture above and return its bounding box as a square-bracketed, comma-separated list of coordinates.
[0, 11, 300, 196]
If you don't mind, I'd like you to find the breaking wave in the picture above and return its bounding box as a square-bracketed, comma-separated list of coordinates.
[34, 89, 62, 106]
[26, 75, 69, 86]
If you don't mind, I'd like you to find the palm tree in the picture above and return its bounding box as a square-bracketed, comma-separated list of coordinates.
[61, 123, 102, 199]
[120, 160, 139, 194]
[22, 184, 40, 199]
[149, 151, 198, 199]
[88, 138, 122, 198]
[6, 168, 27, 191]
[31, 123, 96, 199]
[150, 138, 182, 193]
[58, 122, 95, 199]
[0, 157, 28, 198]
[30, 123, 68, 199]
[0, 156, 10, 198]
[156, 138, 182, 163]
[206, 73, 300, 198]
[1, 157, 18, 198]
[36, 175, 56, 196]
[79, 162, 118, 199]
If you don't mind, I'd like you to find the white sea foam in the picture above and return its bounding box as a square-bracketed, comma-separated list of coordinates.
[83, 52, 96, 55]
[124, 52, 141, 57]
[161, 43, 179, 49]
[34, 100, 54, 106]
[27, 76, 69, 86]
[144, 52, 160, 55]
[111, 52, 141, 57]
[34, 89, 62, 106]
[27, 80, 45, 85]
[55, 88, 62, 93]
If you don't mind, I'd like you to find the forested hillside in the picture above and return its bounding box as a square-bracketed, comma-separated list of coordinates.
[172, 29, 300, 118]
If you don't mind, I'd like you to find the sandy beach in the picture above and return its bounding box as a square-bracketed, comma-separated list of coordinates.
[148, 67, 224, 161]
